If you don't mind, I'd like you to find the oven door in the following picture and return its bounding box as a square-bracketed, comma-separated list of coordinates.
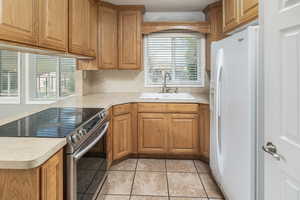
[67, 121, 109, 200]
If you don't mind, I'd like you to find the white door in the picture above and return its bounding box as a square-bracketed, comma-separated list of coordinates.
[263, 0, 300, 200]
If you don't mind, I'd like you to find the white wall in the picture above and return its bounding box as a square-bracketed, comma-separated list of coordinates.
[85, 70, 209, 94]
[144, 11, 205, 22]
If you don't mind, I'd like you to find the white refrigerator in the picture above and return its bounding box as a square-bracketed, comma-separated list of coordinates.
[210, 26, 258, 200]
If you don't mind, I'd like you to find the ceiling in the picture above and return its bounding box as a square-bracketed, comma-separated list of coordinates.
[103, 0, 219, 11]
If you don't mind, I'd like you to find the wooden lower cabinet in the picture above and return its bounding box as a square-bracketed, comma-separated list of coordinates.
[168, 114, 199, 155]
[113, 113, 132, 160]
[138, 112, 201, 156]
[111, 103, 210, 160]
[138, 113, 168, 154]
[0, 149, 63, 200]
[40, 150, 63, 200]
[200, 105, 210, 159]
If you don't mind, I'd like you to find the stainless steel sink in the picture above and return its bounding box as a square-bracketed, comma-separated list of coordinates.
[139, 93, 195, 100]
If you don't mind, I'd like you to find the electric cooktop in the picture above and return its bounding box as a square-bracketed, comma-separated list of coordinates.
[0, 107, 103, 138]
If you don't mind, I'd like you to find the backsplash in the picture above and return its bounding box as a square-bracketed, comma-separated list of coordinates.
[84, 70, 210, 94]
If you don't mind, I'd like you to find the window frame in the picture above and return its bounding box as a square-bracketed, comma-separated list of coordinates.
[25, 54, 59, 104]
[144, 32, 206, 88]
[25, 54, 76, 104]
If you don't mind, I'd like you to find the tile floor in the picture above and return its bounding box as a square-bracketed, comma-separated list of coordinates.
[99, 159, 224, 200]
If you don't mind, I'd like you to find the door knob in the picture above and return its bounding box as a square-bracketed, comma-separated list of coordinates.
[262, 142, 281, 161]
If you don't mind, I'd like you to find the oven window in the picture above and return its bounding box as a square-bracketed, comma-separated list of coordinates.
[77, 140, 107, 200]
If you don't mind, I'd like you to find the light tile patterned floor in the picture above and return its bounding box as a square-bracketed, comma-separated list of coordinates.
[99, 159, 224, 200]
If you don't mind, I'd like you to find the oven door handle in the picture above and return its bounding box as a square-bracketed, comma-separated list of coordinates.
[73, 121, 109, 161]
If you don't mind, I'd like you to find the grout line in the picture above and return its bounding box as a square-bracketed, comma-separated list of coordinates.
[194, 160, 209, 199]
[165, 159, 171, 198]
[129, 158, 139, 198]
[197, 173, 209, 199]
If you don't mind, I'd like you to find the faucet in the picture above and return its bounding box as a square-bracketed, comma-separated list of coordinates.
[161, 71, 171, 93]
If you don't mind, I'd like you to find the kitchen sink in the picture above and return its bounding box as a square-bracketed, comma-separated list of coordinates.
[139, 92, 195, 100]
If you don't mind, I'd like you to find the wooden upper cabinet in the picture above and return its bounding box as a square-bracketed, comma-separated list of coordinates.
[40, 150, 63, 200]
[69, 0, 97, 57]
[38, 0, 68, 51]
[113, 113, 132, 160]
[88, 0, 98, 57]
[222, 0, 239, 32]
[204, 1, 223, 73]
[222, 0, 258, 33]
[168, 114, 199, 155]
[0, 0, 38, 45]
[239, 0, 258, 24]
[99, 4, 118, 69]
[118, 8, 143, 70]
[138, 113, 168, 154]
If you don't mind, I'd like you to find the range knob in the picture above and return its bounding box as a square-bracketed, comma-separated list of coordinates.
[100, 111, 106, 119]
[78, 129, 85, 136]
[71, 134, 81, 144]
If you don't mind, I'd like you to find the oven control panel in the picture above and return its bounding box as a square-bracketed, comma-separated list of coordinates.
[67, 109, 107, 153]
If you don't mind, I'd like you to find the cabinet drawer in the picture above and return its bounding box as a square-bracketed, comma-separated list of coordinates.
[167, 104, 199, 113]
[138, 103, 167, 113]
[113, 104, 131, 116]
[138, 103, 199, 113]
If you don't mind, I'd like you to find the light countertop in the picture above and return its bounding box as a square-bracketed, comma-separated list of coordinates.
[0, 138, 66, 169]
[0, 92, 209, 169]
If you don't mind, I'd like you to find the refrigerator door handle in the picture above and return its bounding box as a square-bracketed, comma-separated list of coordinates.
[217, 66, 223, 118]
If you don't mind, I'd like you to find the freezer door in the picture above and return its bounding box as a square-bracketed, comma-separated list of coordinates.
[220, 27, 258, 200]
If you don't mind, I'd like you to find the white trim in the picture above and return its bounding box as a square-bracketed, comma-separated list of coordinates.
[0, 97, 20, 104]
[257, 0, 265, 199]
[144, 32, 205, 88]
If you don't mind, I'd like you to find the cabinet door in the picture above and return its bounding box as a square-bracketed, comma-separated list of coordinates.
[0, 0, 38, 45]
[106, 109, 113, 168]
[69, 0, 97, 57]
[138, 113, 168, 154]
[113, 113, 132, 160]
[99, 5, 118, 69]
[88, 0, 97, 57]
[118, 10, 142, 69]
[0, 168, 40, 200]
[38, 0, 68, 51]
[168, 114, 199, 155]
[239, 0, 258, 24]
[41, 149, 63, 200]
[222, 0, 239, 32]
[199, 105, 210, 159]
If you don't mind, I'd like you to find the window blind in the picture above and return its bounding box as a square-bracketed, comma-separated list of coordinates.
[144, 32, 205, 87]
[60, 58, 76, 97]
[0, 50, 19, 97]
[33, 55, 58, 99]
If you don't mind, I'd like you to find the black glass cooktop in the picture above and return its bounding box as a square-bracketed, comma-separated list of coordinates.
[0, 107, 103, 138]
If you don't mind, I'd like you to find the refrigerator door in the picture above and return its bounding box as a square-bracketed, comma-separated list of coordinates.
[220, 26, 258, 200]
[210, 41, 225, 187]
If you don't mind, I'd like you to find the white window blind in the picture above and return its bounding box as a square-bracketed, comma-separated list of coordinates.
[60, 58, 76, 97]
[0, 50, 19, 97]
[29, 55, 58, 100]
[144, 32, 205, 87]
[27, 55, 76, 103]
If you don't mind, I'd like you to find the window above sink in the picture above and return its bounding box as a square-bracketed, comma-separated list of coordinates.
[144, 32, 205, 88]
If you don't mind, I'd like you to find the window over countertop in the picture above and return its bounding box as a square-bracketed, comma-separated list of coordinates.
[144, 32, 205, 87]
[0, 50, 76, 104]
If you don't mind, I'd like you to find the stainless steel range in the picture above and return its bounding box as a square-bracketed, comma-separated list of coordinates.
[65, 108, 109, 200]
[0, 107, 109, 200]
